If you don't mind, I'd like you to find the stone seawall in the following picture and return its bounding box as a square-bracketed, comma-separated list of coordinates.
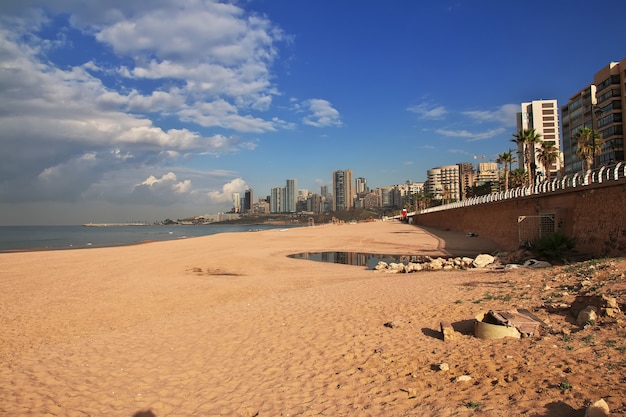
[413, 179, 626, 258]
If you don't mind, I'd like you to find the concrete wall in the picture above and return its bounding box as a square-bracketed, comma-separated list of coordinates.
[413, 180, 626, 258]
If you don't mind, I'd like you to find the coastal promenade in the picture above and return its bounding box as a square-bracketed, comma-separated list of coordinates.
[0, 221, 623, 416]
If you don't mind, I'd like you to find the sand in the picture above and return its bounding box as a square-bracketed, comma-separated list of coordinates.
[0, 220, 624, 417]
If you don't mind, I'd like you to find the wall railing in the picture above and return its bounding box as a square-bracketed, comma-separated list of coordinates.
[418, 162, 626, 214]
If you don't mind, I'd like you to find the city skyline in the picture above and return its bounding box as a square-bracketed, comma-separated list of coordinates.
[1, 1, 626, 225]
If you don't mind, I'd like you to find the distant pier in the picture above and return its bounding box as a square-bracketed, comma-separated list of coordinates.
[82, 223, 149, 227]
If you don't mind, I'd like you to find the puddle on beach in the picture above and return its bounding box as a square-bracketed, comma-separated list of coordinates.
[288, 252, 427, 269]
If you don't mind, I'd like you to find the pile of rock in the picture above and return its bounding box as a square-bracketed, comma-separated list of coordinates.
[374, 253, 555, 273]
[374, 254, 496, 273]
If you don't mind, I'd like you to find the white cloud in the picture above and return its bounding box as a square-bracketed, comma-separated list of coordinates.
[207, 177, 248, 203]
[0, 3, 284, 210]
[138, 172, 191, 194]
[407, 103, 447, 119]
[435, 128, 506, 141]
[461, 104, 518, 127]
[130, 172, 193, 205]
[302, 99, 342, 127]
[178, 100, 277, 133]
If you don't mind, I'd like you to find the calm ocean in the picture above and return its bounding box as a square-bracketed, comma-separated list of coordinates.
[0, 224, 299, 252]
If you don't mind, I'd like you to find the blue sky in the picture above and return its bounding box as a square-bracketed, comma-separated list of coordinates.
[1, 0, 625, 225]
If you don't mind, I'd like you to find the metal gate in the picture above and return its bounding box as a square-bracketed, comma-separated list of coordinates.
[518, 214, 556, 248]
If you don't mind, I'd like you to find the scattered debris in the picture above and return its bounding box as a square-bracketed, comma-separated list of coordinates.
[571, 294, 621, 318]
[521, 259, 552, 268]
[585, 398, 610, 417]
[474, 309, 546, 340]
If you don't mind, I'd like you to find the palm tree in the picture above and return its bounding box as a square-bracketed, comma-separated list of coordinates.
[509, 168, 528, 188]
[535, 142, 559, 182]
[574, 127, 603, 172]
[511, 129, 542, 186]
[496, 150, 516, 192]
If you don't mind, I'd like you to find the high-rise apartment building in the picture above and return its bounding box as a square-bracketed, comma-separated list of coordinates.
[270, 187, 282, 213]
[355, 177, 368, 194]
[320, 185, 328, 199]
[285, 178, 297, 213]
[425, 165, 460, 202]
[561, 85, 595, 175]
[243, 189, 253, 213]
[232, 192, 240, 213]
[594, 59, 626, 166]
[476, 162, 500, 193]
[457, 162, 474, 200]
[332, 169, 354, 211]
[516, 100, 561, 181]
[269, 178, 297, 213]
[561, 58, 626, 175]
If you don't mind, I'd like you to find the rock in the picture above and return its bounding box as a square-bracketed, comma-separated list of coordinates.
[585, 398, 610, 417]
[440, 321, 455, 341]
[571, 295, 621, 317]
[383, 321, 397, 329]
[438, 363, 450, 371]
[461, 257, 474, 268]
[374, 261, 388, 270]
[388, 263, 406, 273]
[406, 262, 423, 272]
[504, 264, 522, 269]
[522, 259, 552, 268]
[428, 257, 445, 270]
[473, 254, 495, 268]
[577, 306, 598, 327]
[455, 375, 472, 382]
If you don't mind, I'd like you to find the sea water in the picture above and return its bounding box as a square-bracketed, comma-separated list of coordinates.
[0, 224, 299, 252]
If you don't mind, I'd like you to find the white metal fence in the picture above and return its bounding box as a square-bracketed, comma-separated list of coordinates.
[418, 162, 626, 214]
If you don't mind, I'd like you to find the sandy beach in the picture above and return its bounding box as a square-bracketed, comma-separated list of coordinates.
[0, 220, 624, 416]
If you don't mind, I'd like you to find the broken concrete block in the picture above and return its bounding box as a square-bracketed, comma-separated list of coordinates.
[440, 321, 456, 341]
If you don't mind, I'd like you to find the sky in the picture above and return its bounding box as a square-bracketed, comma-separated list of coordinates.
[1, 1, 625, 225]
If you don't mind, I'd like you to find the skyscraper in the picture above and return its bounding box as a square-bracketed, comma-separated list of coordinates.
[593, 59, 626, 167]
[516, 99, 561, 181]
[232, 192, 240, 213]
[270, 187, 282, 213]
[561, 85, 595, 175]
[355, 177, 368, 194]
[561, 58, 626, 175]
[332, 169, 353, 211]
[285, 178, 297, 213]
[244, 189, 253, 213]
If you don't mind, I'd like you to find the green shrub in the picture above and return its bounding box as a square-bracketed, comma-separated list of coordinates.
[534, 231, 576, 262]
